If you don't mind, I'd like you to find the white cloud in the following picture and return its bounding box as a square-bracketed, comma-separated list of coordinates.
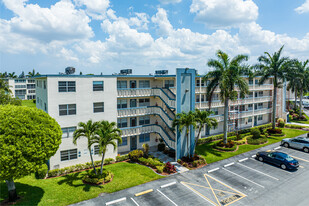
[159, 0, 182, 4]
[74, 0, 110, 20]
[151, 8, 173, 36]
[190, 0, 258, 28]
[295, 0, 309, 14]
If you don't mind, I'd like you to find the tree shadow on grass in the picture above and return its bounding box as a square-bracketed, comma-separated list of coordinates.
[0, 182, 44, 206]
[57, 172, 103, 192]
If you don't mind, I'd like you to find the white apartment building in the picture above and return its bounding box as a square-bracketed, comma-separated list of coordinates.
[35, 70, 287, 169]
[2, 78, 36, 100]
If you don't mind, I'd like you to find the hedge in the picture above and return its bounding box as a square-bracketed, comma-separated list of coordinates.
[214, 144, 237, 151]
[285, 124, 309, 129]
[246, 135, 267, 145]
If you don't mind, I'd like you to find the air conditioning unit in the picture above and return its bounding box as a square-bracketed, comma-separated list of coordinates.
[155, 70, 168, 75]
[120, 69, 132, 75]
[65, 67, 76, 75]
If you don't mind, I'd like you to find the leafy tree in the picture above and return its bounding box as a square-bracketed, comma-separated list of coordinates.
[19, 71, 25, 78]
[255, 46, 293, 129]
[93, 121, 122, 175]
[172, 111, 197, 158]
[0, 105, 62, 201]
[204, 50, 250, 144]
[73, 120, 100, 175]
[194, 109, 218, 147]
[0, 78, 11, 93]
[0, 79, 21, 106]
[27, 69, 40, 77]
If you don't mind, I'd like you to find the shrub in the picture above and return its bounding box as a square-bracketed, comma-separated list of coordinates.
[35, 164, 48, 179]
[192, 161, 198, 167]
[156, 166, 164, 173]
[104, 158, 115, 165]
[285, 124, 309, 129]
[129, 150, 144, 162]
[32, 99, 36, 103]
[247, 135, 267, 145]
[289, 110, 294, 115]
[177, 159, 182, 164]
[142, 143, 149, 156]
[278, 121, 285, 128]
[116, 154, 129, 162]
[138, 157, 164, 168]
[94, 161, 101, 167]
[267, 128, 282, 134]
[214, 140, 237, 151]
[250, 128, 261, 139]
[182, 162, 188, 167]
[82, 169, 113, 185]
[164, 162, 176, 174]
[48, 169, 60, 177]
[158, 143, 165, 151]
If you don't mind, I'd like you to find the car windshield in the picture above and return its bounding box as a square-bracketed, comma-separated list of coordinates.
[280, 153, 294, 161]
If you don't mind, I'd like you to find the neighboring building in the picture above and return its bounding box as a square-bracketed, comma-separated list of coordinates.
[2, 78, 36, 100]
[35, 70, 286, 169]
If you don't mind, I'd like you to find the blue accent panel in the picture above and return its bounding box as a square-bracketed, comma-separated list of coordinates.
[176, 68, 196, 160]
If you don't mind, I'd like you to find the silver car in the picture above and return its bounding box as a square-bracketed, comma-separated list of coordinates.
[281, 136, 309, 153]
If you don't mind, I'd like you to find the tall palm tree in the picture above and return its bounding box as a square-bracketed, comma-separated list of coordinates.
[73, 120, 100, 175]
[194, 109, 218, 147]
[8, 72, 17, 78]
[204, 50, 250, 144]
[93, 121, 122, 175]
[286, 69, 301, 110]
[27, 69, 40, 77]
[0, 72, 8, 78]
[255, 46, 293, 129]
[294, 60, 309, 118]
[172, 111, 197, 158]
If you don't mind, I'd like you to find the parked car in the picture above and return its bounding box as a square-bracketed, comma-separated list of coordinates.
[281, 136, 309, 153]
[256, 151, 299, 170]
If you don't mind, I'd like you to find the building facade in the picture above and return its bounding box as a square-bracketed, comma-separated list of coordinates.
[36, 70, 287, 169]
[3, 78, 36, 100]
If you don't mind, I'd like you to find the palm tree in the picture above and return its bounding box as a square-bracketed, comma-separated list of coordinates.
[286, 69, 301, 110]
[93, 121, 122, 175]
[27, 69, 40, 77]
[194, 109, 218, 147]
[8, 72, 17, 78]
[172, 111, 197, 158]
[255, 46, 293, 129]
[73, 120, 100, 175]
[0, 72, 8, 78]
[204, 50, 250, 144]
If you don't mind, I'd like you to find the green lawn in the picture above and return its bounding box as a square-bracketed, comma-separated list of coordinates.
[22, 100, 36, 108]
[289, 113, 309, 124]
[196, 128, 308, 164]
[0, 162, 164, 206]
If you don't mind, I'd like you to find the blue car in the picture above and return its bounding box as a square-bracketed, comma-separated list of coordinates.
[256, 151, 299, 170]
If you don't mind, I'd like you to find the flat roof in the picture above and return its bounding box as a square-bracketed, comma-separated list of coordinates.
[35, 74, 176, 78]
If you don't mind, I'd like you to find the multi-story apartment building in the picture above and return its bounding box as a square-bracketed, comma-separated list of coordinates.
[35, 69, 287, 169]
[3, 78, 36, 100]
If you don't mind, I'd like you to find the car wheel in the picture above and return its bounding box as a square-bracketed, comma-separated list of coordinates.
[304, 147, 309, 153]
[258, 156, 264, 162]
[281, 164, 287, 170]
[283, 143, 289, 148]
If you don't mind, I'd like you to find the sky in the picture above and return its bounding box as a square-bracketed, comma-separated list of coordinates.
[0, 0, 309, 75]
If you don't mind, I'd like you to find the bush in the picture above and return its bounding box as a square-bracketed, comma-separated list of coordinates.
[158, 143, 165, 151]
[129, 150, 144, 162]
[82, 169, 113, 185]
[278, 121, 285, 128]
[35, 164, 48, 179]
[251, 128, 261, 139]
[116, 154, 129, 162]
[214, 140, 237, 151]
[247, 135, 267, 145]
[32, 99, 36, 103]
[164, 162, 176, 174]
[104, 158, 115, 165]
[267, 128, 282, 134]
[48, 169, 60, 177]
[138, 157, 164, 168]
[285, 124, 309, 129]
[142, 143, 149, 156]
[156, 166, 164, 173]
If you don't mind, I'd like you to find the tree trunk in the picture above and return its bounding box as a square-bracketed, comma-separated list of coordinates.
[89, 149, 97, 175]
[194, 126, 203, 149]
[299, 89, 303, 118]
[100, 152, 106, 175]
[186, 128, 190, 158]
[5, 179, 17, 202]
[294, 86, 297, 110]
[272, 86, 277, 129]
[223, 98, 229, 144]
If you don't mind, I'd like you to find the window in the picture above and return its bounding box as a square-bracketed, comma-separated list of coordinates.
[248, 92, 253, 98]
[58, 81, 76, 92]
[16, 95, 25, 100]
[117, 81, 127, 89]
[61, 127, 76, 138]
[130, 80, 137, 88]
[201, 95, 205, 102]
[164, 80, 174, 88]
[201, 80, 205, 87]
[258, 103, 263, 109]
[117, 118, 128, 128]
[139, 80, 150, 88]
[255, 79, 259, 85]
[240, 118, 245, 124]
[93, 81, 104, 91]
[139, 98, 150, 107]
[248, 117, 252, 123]
[130, 99, 137, 108]
[211, 108, 218, 116]
[94, 145, 100, 155]
[117, 99, 127, 109]
[93, 102, 104, 113]
[239, 105, 245, 111]
[196, 95, 200, 102]
[258, 115, 263, 121]
[248, 104, 253, 111]
[28, 90, 35, 94]
[15, 90, 26, 95]
[139, 133, 150, 143]
[38, 80, 42, 88]
[118, 137, 128, 146]
[43, 81, 46, 89]
[27, 84, 35, 89]
[15, 85, 26, 88]
[14, 79, 26, 83]
[212, 94, 219, 101]
[28, 79, 35, 83]
[196, 79, 200, 87]
[249, 79, 253, 85]
[259, 91, 263, 96]
[60, 149, 77, 161]
[139, 116, 150, 125]
[59, 104, 76, 116]
[27, 95, 35, 100]
[44, 103, 47, 111]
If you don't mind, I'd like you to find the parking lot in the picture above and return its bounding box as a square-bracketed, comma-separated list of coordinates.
[73, 134, 309, 206]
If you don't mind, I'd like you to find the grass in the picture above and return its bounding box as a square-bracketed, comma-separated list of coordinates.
[0, 162, 164, 206]
[289, 113, 309, 124]
[196, 128, 308, 164]
[21, 100, 36, 108]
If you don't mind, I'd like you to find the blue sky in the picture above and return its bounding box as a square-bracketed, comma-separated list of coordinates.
[1, 0, 309, 75]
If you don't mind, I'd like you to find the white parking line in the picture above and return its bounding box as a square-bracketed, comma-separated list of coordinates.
[130, 198, 140, 206]
[249, 158, 292, 174]
[224, 162, 234, 167]
[106, 197, 126, 205]
[208, 168, 220, 173]
[181, 182, 217, 206]
[161, 182, 177, 188]
[252, 155, 256, 158]
[222, 168, 265, 188]
[157, 189, 178, 206]
[290, 155, 309, 163]
[274, 146, 281, 150]
[238, 158, 248, 162]
[237, 163, 279, 181]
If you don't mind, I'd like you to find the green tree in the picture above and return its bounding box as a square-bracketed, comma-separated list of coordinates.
[0, 79, 21, 106]
[255, 46, 293, 129]
[204, 50, 250, 144]
[194, 109, 218, 147]
[0, 72, 8, 78]
[172, 111, 197, 158]
[93, 121, 122, 175]
[0, 78, 11, 93]
[8, 72, 17, 78]
[286, 67, 301, 110]
[0, 105, 62, 201]
[73, 120, 100, 175]
[27, 69, 40, 77]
